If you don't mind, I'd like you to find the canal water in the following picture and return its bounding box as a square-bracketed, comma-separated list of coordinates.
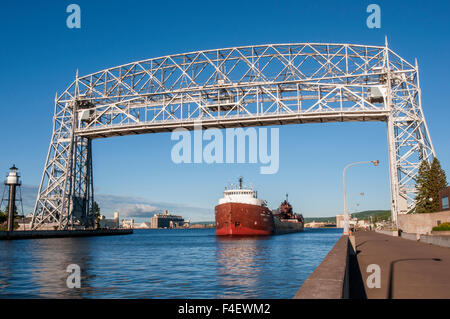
[0, 228, 341, 298]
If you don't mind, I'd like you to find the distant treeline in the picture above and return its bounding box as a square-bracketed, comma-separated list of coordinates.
[304, 210, 391, 223]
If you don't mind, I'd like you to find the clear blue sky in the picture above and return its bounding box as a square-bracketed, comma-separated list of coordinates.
[0, 1, 449, 221]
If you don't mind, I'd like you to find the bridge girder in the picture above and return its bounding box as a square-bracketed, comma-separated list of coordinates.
[31, 43, 434, 229]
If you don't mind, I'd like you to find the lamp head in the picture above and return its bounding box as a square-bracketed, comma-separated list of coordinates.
[372, 160, 380, 166]
[6, 164, 20, 185]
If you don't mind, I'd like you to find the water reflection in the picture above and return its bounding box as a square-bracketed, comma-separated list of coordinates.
[0, 238, 95, 298]
[215, 236, 270, 298]
[29, 238, 92, 298]
[30, 238, 95, 298]
[0, 242, 18, 294]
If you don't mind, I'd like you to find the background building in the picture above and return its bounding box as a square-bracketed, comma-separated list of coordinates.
[439, 186, 450, 211]
[98, 211, 119, 229]
[336, 214, 345, 228]
[135, 222, 151, 229]
[151, 210, 185, 229]
[305, 221, 326, 228]
[122, 219, 134, 229]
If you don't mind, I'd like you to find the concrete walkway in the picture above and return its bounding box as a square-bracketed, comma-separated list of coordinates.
[355, 231, 450, 299]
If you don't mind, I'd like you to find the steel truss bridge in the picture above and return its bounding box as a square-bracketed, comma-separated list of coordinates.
[31, 41, 435, 230]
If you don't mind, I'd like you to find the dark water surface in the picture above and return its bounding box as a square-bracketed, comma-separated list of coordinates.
[0, 228, 341, 298]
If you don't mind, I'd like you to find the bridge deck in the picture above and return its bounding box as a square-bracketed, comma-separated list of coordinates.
[355, 231, 450, 299]
[76, 110, 388, 139]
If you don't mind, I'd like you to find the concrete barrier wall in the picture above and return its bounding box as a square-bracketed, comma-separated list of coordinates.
[376, 230, 398, 237]
[418, 235, 450, 248]
[294, 236, 350, 299]
[400, 232, 450, 248]
[400, 232, 419, 241]
[398, 211, 450, 235]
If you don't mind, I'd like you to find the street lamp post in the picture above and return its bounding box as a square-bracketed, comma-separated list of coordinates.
[343, 160, 379, 236]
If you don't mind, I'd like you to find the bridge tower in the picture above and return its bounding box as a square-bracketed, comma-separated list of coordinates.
[32, 74, 94, 230]
[31, 42, 434, 230]
[383, 39, 434, 222]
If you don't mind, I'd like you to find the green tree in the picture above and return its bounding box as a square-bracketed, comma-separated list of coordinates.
[415, 160, 432, 213]
[415, 158, 448, 213]
[92, 201, 101, 228]
[0, 209, 7, 224]
[0, 206, 19, 230]
[428, 158, 448, 212]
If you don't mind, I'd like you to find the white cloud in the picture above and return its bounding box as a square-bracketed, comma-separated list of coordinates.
[119, 203, 161, 218]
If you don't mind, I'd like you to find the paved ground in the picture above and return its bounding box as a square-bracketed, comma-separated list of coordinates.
[354, 231, 450, 299]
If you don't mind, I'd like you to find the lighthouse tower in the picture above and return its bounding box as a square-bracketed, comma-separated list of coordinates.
[4, 165, 21, 232]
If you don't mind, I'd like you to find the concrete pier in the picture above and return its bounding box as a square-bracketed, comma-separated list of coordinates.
[294, 235, 366, 299]
[294, 236, 351, 299]
[0, 228, 133, 240]
[355, 231, 450, 299]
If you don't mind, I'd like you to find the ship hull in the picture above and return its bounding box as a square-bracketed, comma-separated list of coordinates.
[215, 203, 304, 236]
[273, 217, 304, 234]
[215, 203, 274, 236]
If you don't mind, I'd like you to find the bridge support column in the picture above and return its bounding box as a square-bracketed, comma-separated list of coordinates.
[385, 56, 435, 223]
[32, 97, 94, 230]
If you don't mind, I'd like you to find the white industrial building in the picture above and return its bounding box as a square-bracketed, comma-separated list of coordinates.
[98, 212, 120, 229]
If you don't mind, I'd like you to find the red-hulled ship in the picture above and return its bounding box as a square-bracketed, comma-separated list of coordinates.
[215, 177, 304, 236]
